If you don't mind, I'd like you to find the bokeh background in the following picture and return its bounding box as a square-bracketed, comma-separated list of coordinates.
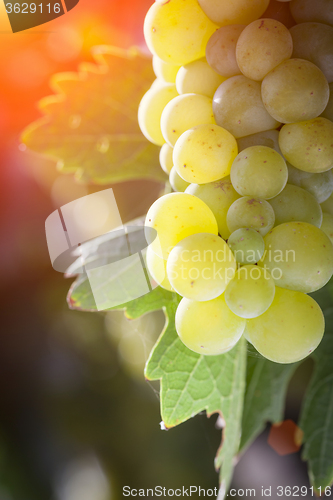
[0, 1, 316, 498]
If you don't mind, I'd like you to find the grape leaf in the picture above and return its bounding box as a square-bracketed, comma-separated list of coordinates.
[240, 345, 298, 452]
[145, 301, 247, 496]
[21, 46, 166, 184]
[299, 284, 333, 492]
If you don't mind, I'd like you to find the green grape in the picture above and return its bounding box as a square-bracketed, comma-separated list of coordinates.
[258, 221, 333, 293]
[176, 58, 226, 98]
[152, 56, 181, 83]
[289, 0, 333, 28]
[138, 83, 178, 146]
[198, 0, 269, 26]
[290, 23, 333, 83]
[261, 59, 330, 124]
[146, 245, 173, 292]
[246, 287, 325, 364]
[225, 265, 275, 319]
[160, 93, 215, 147]
[169, 166, 190, 192]
[143, 0, 219, 66]
[159, 143, 174, 174]
[269, 184, 323, 227]
[175, 295, 245, 355]
[185, 177, 240, 240]
[230, 146, 288, 199]
[237, 130, 282, 154]
[227, 197, 275, 236]
[287, 164, 333, 203]
[320, 212, 333, 244]
[236, 19, 293, 81]
[279, 118, 333, 173]
[173, 123, 238, 184]
[145, 192, 218, 259]
[228, 228, 265, 264]
[321, 192, 333, 216]
[321, 82, 333, 121]
[213, 75, 280, 138]
[206, 25, 245, 77]
[167, 233, 236, 300]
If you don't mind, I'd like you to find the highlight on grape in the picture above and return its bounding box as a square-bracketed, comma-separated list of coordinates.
[139, 0, 333, 364]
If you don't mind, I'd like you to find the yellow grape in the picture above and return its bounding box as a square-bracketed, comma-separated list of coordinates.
[159, 143, 174, 174]
[206, 25, 245, 77]
[258, 221, 333, 293]
[175, 295, 245, 355]
[185, 176, 240, 240]
[167, 233, 236, 300]
[176, 58, 226, 98]
[143, 0, 219, 66]
[228, 228, 265, 264]
[161, 93, 215, 147]
[198, 0, 269, 26]
[145, 192, 218, 259]
[169, 167, 190, 192]
[246, 287, 325, 364]
[225, 265, 275, 319]
[269, 184, 323, 227]
[236, 19, 293, 81]
[173, 123, 238, 184]
[262, 59, 329, 123]
[279, 117, 333, 173]
[138, 83, 178, 145]
[321, 82, 333, 121]
[146, 245, 173, 292]
[152, 56, 181, 83]
[230, 145, 288, 199]
[237, 130, 282, 154]
[289, 0, 333, 27]
[227, 197, 275, 236]
[320, 212, 333, 244]
[213, 75, 280, 138]
[287, 164, 333, 203]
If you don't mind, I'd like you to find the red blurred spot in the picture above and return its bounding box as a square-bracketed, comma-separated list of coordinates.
[268, 419, 304, 456]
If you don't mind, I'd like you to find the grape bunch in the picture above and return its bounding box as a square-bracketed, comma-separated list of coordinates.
[138, 0, 333, 364]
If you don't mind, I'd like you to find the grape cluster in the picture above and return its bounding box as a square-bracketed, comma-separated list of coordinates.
[139, 0, 333, 364]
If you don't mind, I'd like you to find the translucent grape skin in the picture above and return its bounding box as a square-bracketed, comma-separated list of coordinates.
[237, 130, 282, 154]
[258, 221, 333, 293]
[236, 18, 293, 81]
[173, 124, 238, 184]
[225, 265, 275, 319]
[289, 0, 333, 28]
[167, 233, 236, 301]
[176, 58, 226, 98]
[143, 0, 219, 66]
[228, 228, 265, 264]
[206, 25, 245, 77]
[152, 56, 181, 83]
[287, 163, 333, 203]
[146, 245, 173, 292]
[269, 184, 323, 227]
[279, 117, 333, 173]
[320, 213, 333, 244]
[185, 177, 240, 240]
[198, 0, 269, 26]
[246, 287, 325, 364]
[138, 83, 178, 146]
[160, 93, 215, 147]
[227, 197, 275, 236]
[175, 295, 245, 356]
[169, 166, 190, 192]
[261, 0, 296, 29]
[230, 145, 288, 199]
[261, 59, 330, 123]
[290, 23, 333, 83]
[213, 75, 280, 139]
[159, 143, 174, 174]
[145, 192, 218, 260]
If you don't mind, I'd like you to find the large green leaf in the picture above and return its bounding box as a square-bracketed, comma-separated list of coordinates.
[299, 284, 333, 492]
[240, 345, 298, 452]
[21, 46, 166, 184]
[145, 299, 247, 495]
